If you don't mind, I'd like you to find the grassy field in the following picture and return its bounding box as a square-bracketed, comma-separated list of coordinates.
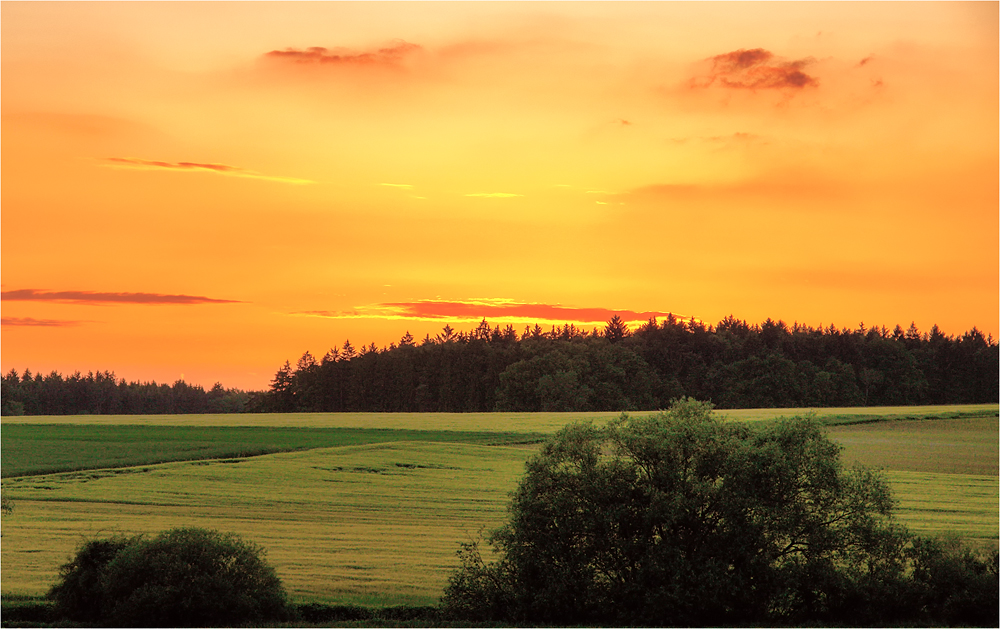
[3, 402, 994, 430]
[1, 404, 996, 607]
[1, 442, 534, 605]
[0, 425, 544, 478]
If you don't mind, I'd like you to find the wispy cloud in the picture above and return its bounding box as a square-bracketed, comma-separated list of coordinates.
[1, 289, 242, 305]
[1, 316, 84, 327]
[622, 176, 844, 203]
[465, 192, 523, 198]
[265, 41, 421, 66]
[693, 48, 818, 90]
[295, 298, 684, 327]
[103, 158, 314, 185]
[380, 183, 413, 189]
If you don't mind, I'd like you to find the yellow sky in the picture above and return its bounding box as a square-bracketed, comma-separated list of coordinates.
[2, 2, 997, 390]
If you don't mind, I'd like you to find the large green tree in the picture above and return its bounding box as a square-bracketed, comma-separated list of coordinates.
[444, 400, 947, 625]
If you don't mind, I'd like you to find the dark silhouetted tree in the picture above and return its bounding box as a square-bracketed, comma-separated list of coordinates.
[443, 399, 921, 625]
[603, 315, 629, 343]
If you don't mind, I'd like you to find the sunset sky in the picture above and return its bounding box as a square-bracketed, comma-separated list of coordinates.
[2, 2, 997, 390]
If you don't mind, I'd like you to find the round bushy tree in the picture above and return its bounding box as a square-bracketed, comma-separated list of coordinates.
[49, 527, 289, 627]
[49, 536, 133, 623]
[443, 399, 911, 625]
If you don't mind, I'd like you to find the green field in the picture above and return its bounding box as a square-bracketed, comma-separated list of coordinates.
[1, 405, 996, 607]
[0, 425, 544, 478]
[3, 403, 994, 431]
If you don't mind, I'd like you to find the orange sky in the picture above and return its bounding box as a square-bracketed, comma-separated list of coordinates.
[2, 2, 997, 390]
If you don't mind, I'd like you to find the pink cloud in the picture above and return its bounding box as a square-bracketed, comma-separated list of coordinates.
[105, 158, 240, 172]
[297, 299, 688, 326]
[1, 316, 84, 327]
[1, 289, 242, 305]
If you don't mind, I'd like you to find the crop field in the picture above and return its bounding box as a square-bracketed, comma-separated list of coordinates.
[1, 441, 534, 605]
[2, 403, 994, 431]
[0, 425, 544, 478]
[1, 404, 997, 607]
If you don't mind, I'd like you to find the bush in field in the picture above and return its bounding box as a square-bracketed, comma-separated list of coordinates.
[49, 527, 288, 627]
[442, 398, 997, 626]
[49, 536, 133, 623]
[904, 537, 999, 627]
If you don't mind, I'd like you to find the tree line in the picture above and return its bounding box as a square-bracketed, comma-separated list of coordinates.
[253, 315, 998, 413]
[4, 315, 995, 415]
[0, 369, 249, 416]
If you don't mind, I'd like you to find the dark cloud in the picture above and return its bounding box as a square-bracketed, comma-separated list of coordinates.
[694, 48, 818, 90]
[1, 289, 241, 305]
[265, 41, 421, 65]
[1, 317, 84, 327]
[859, 55, 874, 67]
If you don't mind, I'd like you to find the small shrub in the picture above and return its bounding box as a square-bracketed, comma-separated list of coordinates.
[294, 602, 374, 622]
[0, 596, 55, 625]
[376, 605, 442, 622]
[1, 494, 14, 515]
[49, 527, 289, 627]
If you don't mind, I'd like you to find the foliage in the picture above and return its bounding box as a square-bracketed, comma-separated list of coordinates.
[0, 595, 55, 625]
[48, 535, 133, 623]
[253, 317, 998, 413]
[5, 317, 998, 414]
[48, 527, 289, 627]
[442, 399, 997, 625]
[903, 536, 999, 626]
[1, 368, 248, 415]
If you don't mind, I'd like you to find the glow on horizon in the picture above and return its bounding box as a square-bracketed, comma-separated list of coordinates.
[2, 2, 996, 390]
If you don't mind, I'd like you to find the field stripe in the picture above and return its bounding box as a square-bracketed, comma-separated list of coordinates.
[2, 403, 995, 429]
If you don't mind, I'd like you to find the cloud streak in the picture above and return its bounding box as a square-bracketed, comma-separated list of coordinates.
[265, 41, 421, 66]
[693, 48, 818, 90]
[1, 289, 242, 305]
[465, 192, 523, 198]
[621, 169, 847, 204]
[1, 317, 84, 327]
[103, 158, 314, 185]
[295, 298, 685, 326]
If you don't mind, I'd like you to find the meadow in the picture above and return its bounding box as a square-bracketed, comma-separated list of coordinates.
[0, 425, 544, 478]
[1, 405, 996, 607]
